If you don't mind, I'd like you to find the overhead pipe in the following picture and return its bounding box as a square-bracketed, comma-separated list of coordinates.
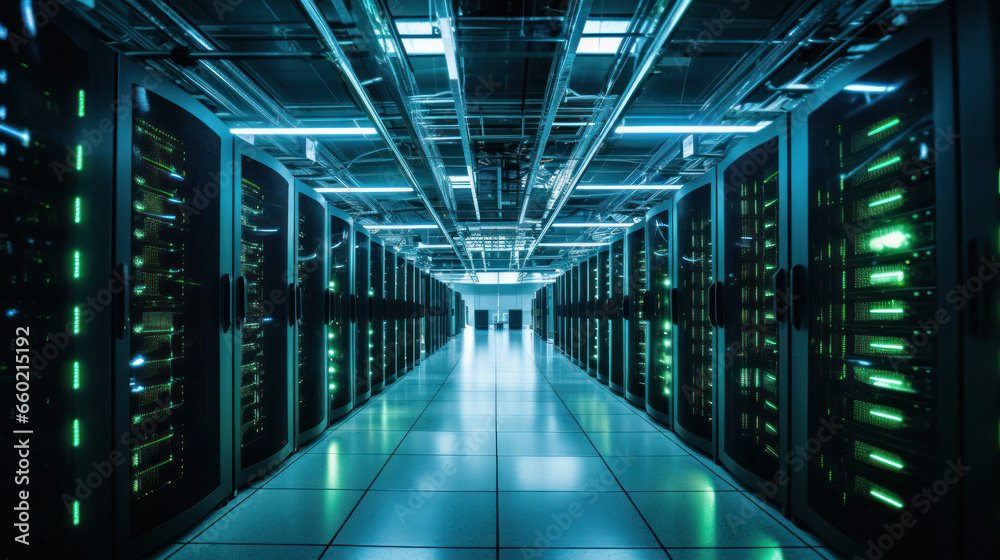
[520, 0, 693, 268]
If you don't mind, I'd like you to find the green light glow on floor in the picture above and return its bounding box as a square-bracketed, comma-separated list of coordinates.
[870, 489, 904, 508]
[75, 197, 81, 223]
[869, 193, 903, 208]
[870, 409, 903, 422]
[78, 90, 85, 118]
[869, 231, 909, 251]
[867, 117, 900, 137]
[868, 156, 902, 173]
[73, 419, 80, 446]
[73, 501, 80, 525]
[73, 362, 80, 390]
[869, 453, 904, 469]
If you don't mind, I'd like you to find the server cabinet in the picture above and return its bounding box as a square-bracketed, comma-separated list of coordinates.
[328, 207, 354, 420]
[369, 239, 384, 393]
[610, 235, 626, 392]
[587, 254, 599, 376]
[294, 182, 327, 445]
[510, 309, 524, 329]
[646, 202, 672, 426]
[597, 247, 611, 383]
[384, 247, 397, 384]
[353, 226, 371, 403]
[572, 263, 582, 366]
[114, 57, 235, 553]
[418, 269, 428, 362]
[672, 173, 716, 455]
[234, 142, 294, 483]
[716, 118, 790, 504]
[3, 11, 115, 555]
[553, 276, 562, 350]
[624, 221, 648, 406]
[395, 252, 407, 377]
[405, 262, 415, 368]
[790, 11, 963, 557]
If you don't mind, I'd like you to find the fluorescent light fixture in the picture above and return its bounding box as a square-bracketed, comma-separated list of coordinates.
[316, 187, 413, 193]
[395, 20, 435, 35]
[576, 184, 681, 190]
[844, 84, 895, 93]
[553, 222, 632, 228]
[577, 20, 629, 55]
[439, 19, 460, 81]
[229, 127, 376, 135]
[417, 243, 452, 249]
[539, 242, 609, 247]
[401, 37, 445, 55]
[615, 123, 770, 134]
[582, 20, 631, 33]
[365, 223, 438, 230]
[449, 175, 472, 189]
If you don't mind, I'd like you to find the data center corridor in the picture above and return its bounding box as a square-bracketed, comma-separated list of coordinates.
[147, 329, 830, 560]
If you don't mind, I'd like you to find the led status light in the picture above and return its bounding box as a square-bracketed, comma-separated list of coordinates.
[867, 155, 902, 173]
[73, 307, 81, 334]
[869, 231, 909, 251]
[870, 453, 904, 470]
[75, 197, 82, 223]
[78, 90, 86, 118]
[73, 251, 81, 278]
[73, 362, 80, 389]
[870, 488, 905, 509]
[867, 117, 900, 137]
[869, 193, 903, 208]
[75, 145, 83, 171]
[73, 419, 80, 446]
[73, 500, 80, 525]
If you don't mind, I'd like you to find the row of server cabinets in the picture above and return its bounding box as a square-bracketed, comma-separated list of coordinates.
[551, 6, 997, 558]
[2, 11, 459, 558]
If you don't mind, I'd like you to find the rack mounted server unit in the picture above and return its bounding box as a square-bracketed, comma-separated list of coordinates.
[353, 225, 371, 403]
[645, 202, 672, 426]
[624, 221, 648, 406]
[294, 181, 327, 446]
[328, 207, 354, 420]
[369, 238, 385, 394]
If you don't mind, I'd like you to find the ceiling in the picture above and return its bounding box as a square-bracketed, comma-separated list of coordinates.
[70, 0, 940, 284]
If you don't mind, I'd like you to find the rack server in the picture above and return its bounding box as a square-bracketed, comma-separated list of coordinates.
[672, 172, 716, 455]
[596, 247, 611, 383]
[369, 239, 385, 393]
[716, 118, 790, 504]
[573, 263, 583, 366]
[115, 56, 235, 553]
[384, 247, 398, 384]
[405, 261, 415, 368]
[234, 142, 294, 484]
[645, 203, 672, 426]
[609, 234, 626, 393]
[294, 181, 327, 445]
[328, 207, 354, 420]
[554, 276, 562, 351]
[353, 225, 371, 403]
[624, 221, 648, 406]
[395, 252, 407, 378]
[587, 254, 599, 376]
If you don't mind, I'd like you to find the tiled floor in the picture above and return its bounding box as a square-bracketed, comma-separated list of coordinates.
[147, 329, 840, 560]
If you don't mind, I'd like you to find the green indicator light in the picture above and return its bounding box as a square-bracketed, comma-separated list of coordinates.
[870, 410, 903, 422]
[75, 197, 82, 223]
[764, 400, 778, 411]
[73, 307, 81, 334]
[75, 145, 83, 171]
[869, 194, 902, 208]
[867, 117, 900, 137]
[328, 350, 334, 356]
[870, 376, 903, 387]
[868, 156, 902, 173]
[869, 454, 904, 470]
[870, 271, 904, 282]
[329, 383, 336, 390]
[764, 199, 777, 208]
[73, 362, 80, 389]
[870, 308, 904, 314]
[869, 231, 909, 251]
[870, 489, 904, 508]
[870, 342, 905, 351]
[78, 90, 86, 117]
[73, 251, 81, 279]
[764, 423, 777, 435]
[328, 333, 334, 339]
[73, 501, 80, 525]
[73, 419, 80, 446]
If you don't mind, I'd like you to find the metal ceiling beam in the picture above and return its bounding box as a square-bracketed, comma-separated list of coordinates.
[294, 0, 472, 272]
[435, 0, 481, 221]
[521, 0, 693, 268]
[517, 0, 594, 225]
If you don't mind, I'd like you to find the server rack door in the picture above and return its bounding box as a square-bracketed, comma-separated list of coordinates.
[588, 255, 599, 375]
[405, 262, 415, 368]
[790, 13, 960, 557]
[646, 204, 672, 426]
[553, 278, 561, 349]
[573, 264, 582, 365]
[114, 58, 234, 553]
[384, 249, 397, 384]
[597, 249, 611, 383]
[3, 13, 115, 555]
[369, 240, 384, 393]
[672, 176, 716, 454]
[610, 237, 626, 392]
[395, 253, 407, 376]
[420, 271, 429, 360]
[510, 309, 523, 329]
[353, 230, 371, 402]
[329, 209, 354, 420]
[625, 223, 649, 406]
[235, 144, 295, 483]
[716, 119, 790, 504]
[294, 183, 328, 445]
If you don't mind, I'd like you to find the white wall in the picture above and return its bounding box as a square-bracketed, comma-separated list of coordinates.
[451, 282, 550, 328]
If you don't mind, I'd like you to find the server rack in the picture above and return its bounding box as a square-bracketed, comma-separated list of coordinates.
[672, 172, 716, 455]
[609, 234, 626, 393]
[234, 141, 294, 485]
[3, 12, 116, 555]
[353, 225, 371, 403]
[328, 207, 354, 420]
[384, 247, 397, 384]
[114, 56, 235, 554]
[553, 276, 562, 350]
[369, 238, 385, 393]
[417, 269, 427, 362]
[572, 263, 583, 366]
[645, 202, 672, 426]
[716, 118, 790, 504]
[587, 254, 599, 376]
[405, 261, 415, 368]
[789, 10, 965, 557]
[624, 221, 648, 406]
[395, 252, 407, 378]
[597, 247, 611, 383]
[293, 181, 327, 446]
